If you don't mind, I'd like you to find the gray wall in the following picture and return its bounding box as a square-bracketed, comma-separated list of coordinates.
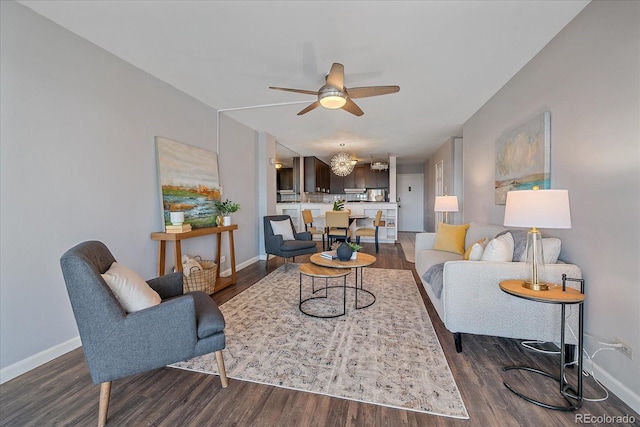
[463, 1, 639, 410]
[0, 2, 261, 379]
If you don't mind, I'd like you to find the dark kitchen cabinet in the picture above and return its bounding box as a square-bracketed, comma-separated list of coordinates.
[354, 166, 367, 189]
[277, 168, 293, 191]
[330, 172, 344, 194]
[364, 163, 389, 188]
[304, 156, 330, 193]
[342, 169, 355, 189]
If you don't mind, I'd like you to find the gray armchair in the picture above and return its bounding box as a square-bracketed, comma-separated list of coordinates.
[60, 241, 227, 427]
[264, 215, 317, 269]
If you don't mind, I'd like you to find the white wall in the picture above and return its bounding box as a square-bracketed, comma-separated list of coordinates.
[0, 2, 261, 381]
[463, 1, 639, 411]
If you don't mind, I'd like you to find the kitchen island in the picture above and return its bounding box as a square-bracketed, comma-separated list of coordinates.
[276, 202, 397, 245]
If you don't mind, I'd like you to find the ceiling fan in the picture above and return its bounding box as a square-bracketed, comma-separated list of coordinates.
[269, 63, 400, 116]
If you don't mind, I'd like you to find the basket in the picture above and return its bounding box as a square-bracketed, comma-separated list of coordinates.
[182, 257, 217, 295]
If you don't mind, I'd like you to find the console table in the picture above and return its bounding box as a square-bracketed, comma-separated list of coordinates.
[151, 224, 238, 292]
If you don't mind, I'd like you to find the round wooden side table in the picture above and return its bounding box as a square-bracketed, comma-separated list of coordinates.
[499, 275, 585, 411]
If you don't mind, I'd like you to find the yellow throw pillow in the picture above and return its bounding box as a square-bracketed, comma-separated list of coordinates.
[433, 223, 470, 255]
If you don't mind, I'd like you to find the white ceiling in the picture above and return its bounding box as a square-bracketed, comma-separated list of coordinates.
[19, 0, 589, 165]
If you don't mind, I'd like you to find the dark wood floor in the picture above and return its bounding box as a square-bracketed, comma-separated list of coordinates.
[1, 241, 638, 426]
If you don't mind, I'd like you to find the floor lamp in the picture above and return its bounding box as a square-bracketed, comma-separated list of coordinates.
[434, 195, 459, 225]
[503, 189, 572, 290]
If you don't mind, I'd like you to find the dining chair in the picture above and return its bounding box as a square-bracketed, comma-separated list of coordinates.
[302, 209, 327, 251]
[326, 210, 351, 247]
[355, 210, 384, 252]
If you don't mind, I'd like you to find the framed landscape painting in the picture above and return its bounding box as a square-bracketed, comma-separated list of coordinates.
[495, 112, 551, 204]
[155, 136, 221, 229]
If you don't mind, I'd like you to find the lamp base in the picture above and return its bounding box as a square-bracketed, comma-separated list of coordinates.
[522, 280, 549, 291]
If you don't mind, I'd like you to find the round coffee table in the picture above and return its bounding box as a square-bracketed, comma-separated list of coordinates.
[310, 252, 377, 310]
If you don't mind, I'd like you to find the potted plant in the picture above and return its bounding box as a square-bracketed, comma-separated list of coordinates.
[214, 199, 240, 226]
[347, 242, 362, 260]
[333, 199, 345, 211]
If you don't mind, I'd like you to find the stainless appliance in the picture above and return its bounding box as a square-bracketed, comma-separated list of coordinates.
[366, 189, 387, 202]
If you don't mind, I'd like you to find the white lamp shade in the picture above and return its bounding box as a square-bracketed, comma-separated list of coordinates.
[503, 189, 571, 229]
[434, 196, 459, 212]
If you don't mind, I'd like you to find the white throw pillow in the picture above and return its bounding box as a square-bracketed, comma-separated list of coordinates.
[481, 232, 514, 262]
[102, 262, 161, 313]
[517, 237, 562, 264]
[468, 240, 488, 261]
[270, 219, 295, 240]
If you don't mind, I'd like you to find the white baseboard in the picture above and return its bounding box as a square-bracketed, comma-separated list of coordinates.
[590, 360, 640, 415]
[219, 256, 260, 277]
[0, 336, 81, 384]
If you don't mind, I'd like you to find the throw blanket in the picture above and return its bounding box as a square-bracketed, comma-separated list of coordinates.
[423, 263, 445, 299]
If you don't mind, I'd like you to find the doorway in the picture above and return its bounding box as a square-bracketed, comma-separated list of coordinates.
[397, 173, 424, 232]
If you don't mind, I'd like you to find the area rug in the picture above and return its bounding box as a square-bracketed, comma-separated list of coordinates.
[170, 264, 468, 419]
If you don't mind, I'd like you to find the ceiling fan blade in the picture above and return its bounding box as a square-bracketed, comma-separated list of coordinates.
[342, 99, 364, 116]
[326, 63, 344, 89]
[347, 86, 400, 99]
[269, 86, 319, 96]
[297, 101, 321, 115]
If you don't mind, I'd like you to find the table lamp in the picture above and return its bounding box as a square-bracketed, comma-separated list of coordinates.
[434, 195, 459, 224]
[503, 188, 571, 291]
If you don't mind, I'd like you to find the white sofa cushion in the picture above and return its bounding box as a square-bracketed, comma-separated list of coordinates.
[468, 239, 488, 261]
[481, 232, 514, 262]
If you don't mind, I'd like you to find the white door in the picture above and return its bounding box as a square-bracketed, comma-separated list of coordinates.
[397, 174, 424, 232]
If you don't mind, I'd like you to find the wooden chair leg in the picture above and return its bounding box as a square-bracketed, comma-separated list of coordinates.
[98, 381, 111, 427]
[215, 350, 229, 388]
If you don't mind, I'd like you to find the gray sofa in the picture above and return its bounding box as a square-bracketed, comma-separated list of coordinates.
[415, 222, 582, 352]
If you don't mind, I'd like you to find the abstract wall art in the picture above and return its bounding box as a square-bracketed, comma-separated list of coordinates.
[155, 136, 221, 229]
[495, 112, 551, 205]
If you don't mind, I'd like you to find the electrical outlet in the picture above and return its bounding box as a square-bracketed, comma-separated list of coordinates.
[220, 255, 226, 263]
[615, 337, 634, 359]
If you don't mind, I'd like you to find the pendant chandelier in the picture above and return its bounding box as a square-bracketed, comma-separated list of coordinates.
[331, 152, 357, 176]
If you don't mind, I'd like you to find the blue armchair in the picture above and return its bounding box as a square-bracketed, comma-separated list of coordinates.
[60, 241, 227, 427]
[264, 215, 317, 269]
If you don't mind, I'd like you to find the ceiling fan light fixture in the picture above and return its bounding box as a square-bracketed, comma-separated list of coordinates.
[331, 152, 356, 176]
[318, 86, 347, 109]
